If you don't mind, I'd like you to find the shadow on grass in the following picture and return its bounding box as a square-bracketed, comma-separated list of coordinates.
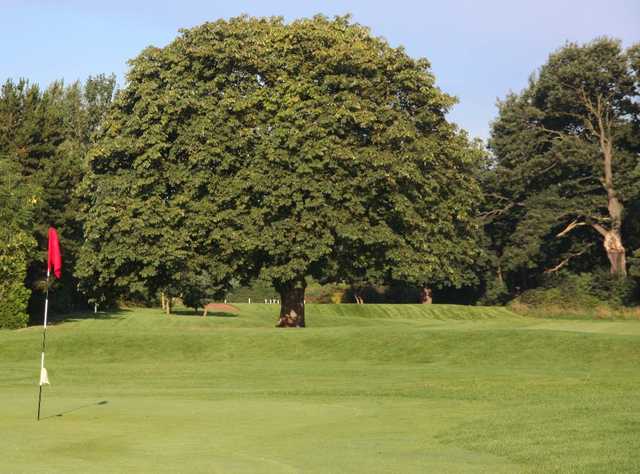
[172, 310, 239, 318]
[51, 308, 129, 324]
[42, 400, 109, 420]
[29, 308, 128, 327]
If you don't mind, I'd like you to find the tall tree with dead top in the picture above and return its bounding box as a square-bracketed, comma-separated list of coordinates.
[79, 16, 482, 326]
[486, 38, 640, 284]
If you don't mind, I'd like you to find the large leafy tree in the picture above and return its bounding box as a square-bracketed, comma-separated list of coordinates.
[79, 15, 482, 326]
[484, 38, 640, 290]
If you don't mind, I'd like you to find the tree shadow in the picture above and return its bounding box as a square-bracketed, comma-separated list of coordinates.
[29, 308, 128, 327]
[172, 309, 238, 318]
[205, 312, 239, 318]
[42, 400, 109, 419]
[50, 308, 128, 324]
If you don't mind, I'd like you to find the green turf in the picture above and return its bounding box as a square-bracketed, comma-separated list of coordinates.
[1, 304, 639, 473]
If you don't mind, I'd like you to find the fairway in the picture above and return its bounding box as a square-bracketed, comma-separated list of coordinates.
[2, 305, 639, 473]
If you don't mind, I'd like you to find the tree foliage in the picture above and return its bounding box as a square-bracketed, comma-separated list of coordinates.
[483, 38, 640, 295]
[0, 230, 34, 329]
[0, 159, 38, 328]
[0, 75, 116, 318]
[79, 16, 483, 326]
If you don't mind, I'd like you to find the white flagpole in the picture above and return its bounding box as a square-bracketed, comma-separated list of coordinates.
[37, 269, 50, 420]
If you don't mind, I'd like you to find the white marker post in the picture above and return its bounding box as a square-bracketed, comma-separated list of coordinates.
[37, 269, 51, 420]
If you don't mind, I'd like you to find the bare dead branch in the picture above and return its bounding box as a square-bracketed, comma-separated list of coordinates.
[544, 244, 594, 273]
[479, 201, 524, 219]
[591, 223, 609, 237]
[534, 124, 566, 137]
[556, 219, 587, 237]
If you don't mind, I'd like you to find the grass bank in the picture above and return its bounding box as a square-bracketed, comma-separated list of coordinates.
[1, 304, 639, 473]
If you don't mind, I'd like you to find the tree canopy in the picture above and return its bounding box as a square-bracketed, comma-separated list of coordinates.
[0, 158, 39, 328]
[79, 15, 483, 326]
[483, 38, 640, 294]
[0, 75, 116, 317]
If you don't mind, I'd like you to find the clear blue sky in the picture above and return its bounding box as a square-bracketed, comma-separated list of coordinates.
[2, 0, 638, 139]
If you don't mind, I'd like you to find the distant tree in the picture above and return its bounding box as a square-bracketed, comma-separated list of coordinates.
[0, 75, 116, 317]
[0, 229, 34, 329]
[484, 38, 640, 292]
[79, 16, 483, 326]
[0, 158, 39, 328]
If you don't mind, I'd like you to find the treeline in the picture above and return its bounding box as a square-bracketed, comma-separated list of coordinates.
[480, 38, 640, 311]
[0, 17, 638, 328]
[0, 75, 116, 327]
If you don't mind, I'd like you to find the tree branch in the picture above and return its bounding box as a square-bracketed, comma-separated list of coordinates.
[556, 218, 587, 237]
[531, 123, 566, 137]
[479, 200, 525, 220]
[544, 244, 593, 273]
[591, 223, 609, 237]
[533, 160, 559, 178]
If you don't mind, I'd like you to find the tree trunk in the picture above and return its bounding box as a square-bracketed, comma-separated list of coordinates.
[602, 141, 627, 276]
[419, 287, 432, 304]
[603, 229, 627, 276]
[276, 279, 306, 327]
[591, 96, 627, 276]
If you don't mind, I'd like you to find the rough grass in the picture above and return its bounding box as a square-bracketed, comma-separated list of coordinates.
[1, 304, 639, 473]
[510, 301, 640, 321]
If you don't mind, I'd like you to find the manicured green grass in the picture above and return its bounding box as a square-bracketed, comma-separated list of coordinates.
[1, 304, 639, 473]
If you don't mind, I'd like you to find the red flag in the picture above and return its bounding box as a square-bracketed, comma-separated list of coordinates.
[47, 227, 62, 279]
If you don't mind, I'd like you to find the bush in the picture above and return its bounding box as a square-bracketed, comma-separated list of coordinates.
[515, 269, 638, 310]
[630, 249, 640, 279]
[0, 281, 31, 329]
[478, 275, 510, 305]
[305, 280, 348, 303]
[589, 268, 638, 306]
[182, 286, 207, 313]
[0, 230, 35, 329]
[225, 277, 277, 303]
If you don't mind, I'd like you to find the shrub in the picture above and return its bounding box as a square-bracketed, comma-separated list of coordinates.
[589, 268, 638, 306]
[0, 230, 35, 329]
[630, 249, 640, 279]
[515, 269, 638, 311]
[478, 275, 510, 305]
[0, 281, 31, 329]
[182, 286, 207, 313]
[305, 280, 347, 304]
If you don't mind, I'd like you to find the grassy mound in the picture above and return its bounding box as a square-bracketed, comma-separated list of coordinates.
[1, 304, 639, 473]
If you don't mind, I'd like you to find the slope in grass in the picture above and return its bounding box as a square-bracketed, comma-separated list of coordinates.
[1, 304, 639, 473]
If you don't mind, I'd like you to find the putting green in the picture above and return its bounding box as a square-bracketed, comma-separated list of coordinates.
[1, 304, 639, 473]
